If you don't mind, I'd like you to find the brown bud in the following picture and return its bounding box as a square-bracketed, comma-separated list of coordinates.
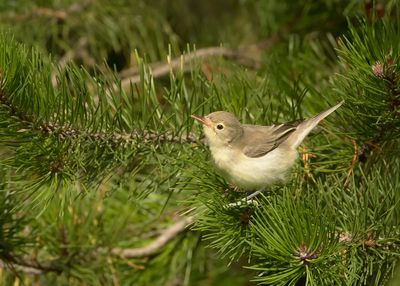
[295, 241, 318, 265]
[372, 61, 384, 79]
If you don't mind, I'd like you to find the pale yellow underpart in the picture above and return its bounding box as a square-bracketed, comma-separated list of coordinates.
[208, 143, 297, 190]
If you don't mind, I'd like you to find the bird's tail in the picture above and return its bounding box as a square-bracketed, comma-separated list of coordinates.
[285, 101, 344, 149]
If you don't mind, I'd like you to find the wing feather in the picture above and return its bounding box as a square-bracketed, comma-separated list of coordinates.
[242, 119, 303, 158]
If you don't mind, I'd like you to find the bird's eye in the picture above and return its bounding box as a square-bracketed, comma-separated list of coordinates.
[216, 124, 224, 130]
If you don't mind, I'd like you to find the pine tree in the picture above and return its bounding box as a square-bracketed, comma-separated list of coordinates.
[0, 1, 399, 285]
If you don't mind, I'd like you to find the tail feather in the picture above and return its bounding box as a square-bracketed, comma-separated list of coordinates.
[285, 101, 344, 149]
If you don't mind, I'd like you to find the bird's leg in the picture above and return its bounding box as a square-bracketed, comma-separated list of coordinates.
[227, 189, 265, 208]
[244, 189, 265, 201]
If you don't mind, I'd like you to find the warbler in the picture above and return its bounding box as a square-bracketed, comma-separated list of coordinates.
[191, 101, 343, 190]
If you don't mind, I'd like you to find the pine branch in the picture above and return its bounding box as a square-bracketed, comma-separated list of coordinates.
[39, 122, 198, 145]
[0, 260, 44, 275]
[336, 19, 400, 166]
[13, 0, 95, 21]
[1, 74, 197, 146]
[0, 217, 194, 275]
[118, 17, 296, 89]
[2, 225, 396, 278]
[119, 46, 259, 89]
[357, 58, 400, 161]
[0, 255, 61, 275]
[111, 216, 194, 258]
[1, 3, 399, 285]
[0, 76, 35, 125]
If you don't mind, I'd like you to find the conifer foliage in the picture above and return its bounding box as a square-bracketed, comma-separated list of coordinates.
[0, 1, 399, 285]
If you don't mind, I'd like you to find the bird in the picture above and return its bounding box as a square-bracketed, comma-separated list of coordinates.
[191, 101, 343, 192]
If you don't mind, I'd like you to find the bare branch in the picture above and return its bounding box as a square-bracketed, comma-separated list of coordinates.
[119, 46, 258, 89]
[111, 216, 194, 258]
[117, 18, 296, 89]
[120, 46, 241, 78]
[0, 217, 194, 276]
[14, 0, 94, 21]
[344, 140, 358, 187]
[0, 260, 44, 275]
[0, 256, 61, 275]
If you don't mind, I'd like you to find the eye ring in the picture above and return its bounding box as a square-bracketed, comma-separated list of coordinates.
[216, 123, 224, 130]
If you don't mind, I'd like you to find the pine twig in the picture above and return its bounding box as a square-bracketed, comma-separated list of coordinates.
[111, 216, 194, 258]
[344, 140, 358, 187]
[296, 146, 317, 197]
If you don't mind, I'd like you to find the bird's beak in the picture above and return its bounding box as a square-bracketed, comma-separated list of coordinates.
[191, 115, 212, 128]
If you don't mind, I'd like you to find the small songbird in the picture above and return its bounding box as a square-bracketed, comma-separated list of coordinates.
[191, 101, 343, 190]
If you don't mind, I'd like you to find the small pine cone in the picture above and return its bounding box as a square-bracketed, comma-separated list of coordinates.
[372, 61, 384, 79]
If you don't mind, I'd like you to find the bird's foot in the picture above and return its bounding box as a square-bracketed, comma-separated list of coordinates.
[227, 189, 265, 208]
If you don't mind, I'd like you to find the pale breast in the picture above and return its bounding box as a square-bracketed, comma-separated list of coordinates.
[209, 146, 298, 190]
[209, 146, 240, 174]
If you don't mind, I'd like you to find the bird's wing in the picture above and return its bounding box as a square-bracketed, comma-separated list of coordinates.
[241, 120, 303, 158]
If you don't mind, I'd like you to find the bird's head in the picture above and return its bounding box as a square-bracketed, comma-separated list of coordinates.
[191, 111, 243, 147]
